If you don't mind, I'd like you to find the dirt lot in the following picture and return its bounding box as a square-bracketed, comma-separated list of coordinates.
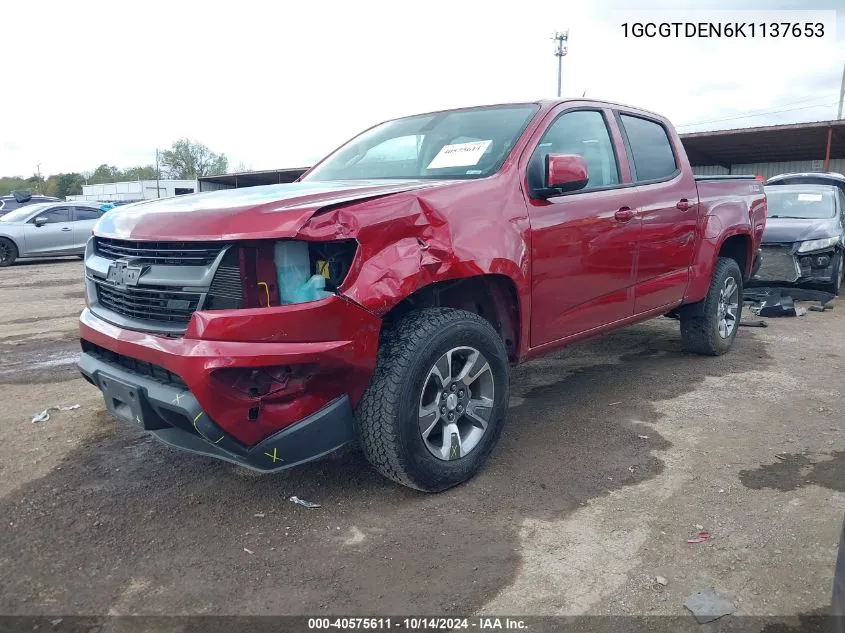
[1, 260, 843, 624]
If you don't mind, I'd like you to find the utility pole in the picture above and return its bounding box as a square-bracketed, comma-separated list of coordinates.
[36, 163, 42, 192]
[155, 148, 161, 199]
[824, 61, 845, 172]
[552, 31, 569, 98]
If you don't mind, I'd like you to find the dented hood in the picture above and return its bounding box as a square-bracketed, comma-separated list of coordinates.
[94, 180, 447, 241]
[762, 217, 841, 244]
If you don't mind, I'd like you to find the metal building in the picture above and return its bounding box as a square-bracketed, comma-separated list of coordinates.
[67, 179, 197, 203]
[681, 119, 845, 179]
[197, 168, 308, 192]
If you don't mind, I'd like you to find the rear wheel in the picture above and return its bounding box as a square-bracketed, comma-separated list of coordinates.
[0, 238, 18, 267]
[680, 257, 743, 356]
[355, 308, 510, 492]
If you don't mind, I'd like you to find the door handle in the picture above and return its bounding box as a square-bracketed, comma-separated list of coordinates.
[676, 199, 693, 212]
[61, 227, 72, 231]
[614, 207, 635, 223]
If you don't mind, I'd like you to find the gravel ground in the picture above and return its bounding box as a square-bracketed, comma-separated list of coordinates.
[0, 259, 842, 628]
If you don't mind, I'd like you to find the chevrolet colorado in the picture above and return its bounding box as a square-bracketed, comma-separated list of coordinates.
[78, 99, 766, 491]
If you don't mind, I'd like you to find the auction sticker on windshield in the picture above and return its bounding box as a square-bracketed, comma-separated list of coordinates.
[798, 194, 824, 202]
[427, 140, 492, 169]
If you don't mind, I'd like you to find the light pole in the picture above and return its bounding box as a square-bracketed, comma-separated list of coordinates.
[155, 149, 161, 199]
[552, 31, 569, 98]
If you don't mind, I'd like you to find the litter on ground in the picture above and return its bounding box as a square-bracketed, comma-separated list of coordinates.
[683, 586, 736, 623]
[687, 531, 711, 544]
[290, 496, 321, 509]
[31, 404, 80, 424]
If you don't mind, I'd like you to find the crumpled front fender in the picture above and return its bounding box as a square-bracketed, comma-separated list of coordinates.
[296, 185, 530, 317]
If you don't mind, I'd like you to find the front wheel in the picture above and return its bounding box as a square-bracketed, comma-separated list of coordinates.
[0, 238, 18, 267]
[355, 308, 510, 492]
[680, 257, 743, 356]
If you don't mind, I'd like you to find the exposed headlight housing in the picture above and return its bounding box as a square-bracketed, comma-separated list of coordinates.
[216, 239, 358, 309]
[797, 236, 840, 253]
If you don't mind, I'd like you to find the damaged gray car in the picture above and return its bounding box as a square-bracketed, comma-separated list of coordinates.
[753, 184, 845, 294]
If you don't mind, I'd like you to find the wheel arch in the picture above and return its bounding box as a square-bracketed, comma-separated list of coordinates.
[717, 232, 752, 280]
[381, 274, 522, 362]
[0, 233, 21, 261]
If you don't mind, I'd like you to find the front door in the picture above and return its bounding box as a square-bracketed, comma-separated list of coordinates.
[524, 108, 641, 346]
[23, 206, 74, 255]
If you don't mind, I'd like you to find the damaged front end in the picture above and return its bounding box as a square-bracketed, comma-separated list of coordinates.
[753, 237, 841, 286]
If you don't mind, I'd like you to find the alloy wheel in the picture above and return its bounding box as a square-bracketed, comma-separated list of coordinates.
[717, 276, 739, 339]
[418, 346, 495, 461]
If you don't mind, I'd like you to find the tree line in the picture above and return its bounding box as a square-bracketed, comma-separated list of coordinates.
[0, 139, 229, 198]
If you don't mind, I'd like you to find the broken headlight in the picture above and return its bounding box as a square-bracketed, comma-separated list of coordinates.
[797, 236, 840, 253]
[274, 240, 357, 305]
[209, 240, 357, 309]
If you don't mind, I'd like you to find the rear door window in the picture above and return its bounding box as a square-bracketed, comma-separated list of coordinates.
[74, 207, 102, 221]
[619, 114, 677, 182]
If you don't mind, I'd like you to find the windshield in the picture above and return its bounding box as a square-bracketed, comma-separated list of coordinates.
[765, 188, 836, 219]
[302, 104, 540, 182]
[0, 203, 53, 222]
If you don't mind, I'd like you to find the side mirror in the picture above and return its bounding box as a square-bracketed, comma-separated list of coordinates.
[33, 216, 48, 227]
[545, 154, 589, 193]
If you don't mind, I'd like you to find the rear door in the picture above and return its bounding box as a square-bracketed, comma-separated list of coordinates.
[523, 106, 641, 346]
[22, 206, 74, 255]
[72, 206, 102, 251]
[615, 112, 699, 314]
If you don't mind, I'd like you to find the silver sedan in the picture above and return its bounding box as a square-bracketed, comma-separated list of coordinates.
[0, 201, 105, 266]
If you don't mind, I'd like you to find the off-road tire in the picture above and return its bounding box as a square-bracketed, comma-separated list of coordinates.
[0, 238, 18, 267]
[355, 308, 510, 492]
[680, 257, 743, 356]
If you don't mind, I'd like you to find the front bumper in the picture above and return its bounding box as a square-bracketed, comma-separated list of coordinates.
[78, 295, 381, 466]
[79, 351, 355, 471]
[753, 244, 838, 285]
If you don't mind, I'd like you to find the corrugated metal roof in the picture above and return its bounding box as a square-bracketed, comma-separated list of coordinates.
[197, 168, 310, 188]
[680, 119, 845, 166]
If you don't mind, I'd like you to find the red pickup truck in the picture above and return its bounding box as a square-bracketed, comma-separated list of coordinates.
[78, 99, 766, 491]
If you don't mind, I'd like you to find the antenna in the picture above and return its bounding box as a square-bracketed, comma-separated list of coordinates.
[551, 30, 569, 98]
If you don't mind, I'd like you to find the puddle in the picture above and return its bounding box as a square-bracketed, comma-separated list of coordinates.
[739, 451, 845, 492]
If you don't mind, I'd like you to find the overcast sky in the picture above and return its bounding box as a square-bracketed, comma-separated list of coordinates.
[2, 0, 843, 177]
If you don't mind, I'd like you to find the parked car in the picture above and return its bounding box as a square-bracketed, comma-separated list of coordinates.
[0, 191, 61, 216]
[0, 201, 105, 266]
[77, 99, 766, 491]
[767, 171, 845, 197]
[752, 184, 845, 293]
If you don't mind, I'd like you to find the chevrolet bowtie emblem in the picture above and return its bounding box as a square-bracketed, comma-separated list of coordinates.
[106, 260, 145, 288]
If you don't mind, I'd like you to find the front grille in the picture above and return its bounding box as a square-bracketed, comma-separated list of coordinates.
[206, 248, 243, 310]
[81, 340, 186, 388]
[757, 245, 800, 282]
[96, 237, 223, 266]
[94, 279, 202, 325]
